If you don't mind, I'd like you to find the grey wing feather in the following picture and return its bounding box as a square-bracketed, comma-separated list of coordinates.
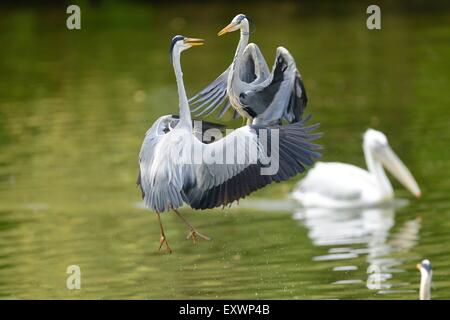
[239, 43, 270, 84]
[189, 66, 231, 117]
[192, 119, 226, 144]
[218, 100, 233, 118]
[242, 47, 308, 126]
[137, 115, 225, 211]
[183, 118, 321, 210]
[137, 125, 165, 201]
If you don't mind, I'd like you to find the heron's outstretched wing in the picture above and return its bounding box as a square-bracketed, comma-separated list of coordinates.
[189, 43, 269, 119]
[137, 115, 226, 199]
[137, 116, 170, 199]
[183, 118, 321, 209]
[239, 43, 270, 84]
[240, 47, 308, 126]
[189, 66, 231, 117]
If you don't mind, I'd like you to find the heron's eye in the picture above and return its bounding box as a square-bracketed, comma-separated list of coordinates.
[236, 14, 246, 23]
[163, 127, 170, 133]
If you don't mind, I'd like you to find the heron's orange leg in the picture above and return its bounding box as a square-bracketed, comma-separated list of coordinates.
[157, 212, 172, 253]
[173, 209, 211, 243]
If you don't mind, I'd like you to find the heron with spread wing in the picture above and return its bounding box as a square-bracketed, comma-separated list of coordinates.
[137, 35, 321, 252]
[189, 14, 308, 126]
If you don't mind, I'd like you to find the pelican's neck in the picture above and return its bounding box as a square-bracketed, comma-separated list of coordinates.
[230, 21, 250, 86]
[363, 144, 393, 198]
[419, 269, 432, 300]
[172, 50, 191, 128]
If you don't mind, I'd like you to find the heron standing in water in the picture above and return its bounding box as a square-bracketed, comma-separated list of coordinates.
[137, 35, 321, 252]
[189, 14, 308, 126]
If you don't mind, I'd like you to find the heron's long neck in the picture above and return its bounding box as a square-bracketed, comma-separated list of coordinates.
[364, 144, 393, 198]
[172, 50, 191, 128]
[230, 22, 250, 86]
[419, 269, 432, 300]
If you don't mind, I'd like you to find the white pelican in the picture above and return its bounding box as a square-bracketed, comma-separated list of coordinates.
[417, 259, 432, 300]
[137, 35, 321, 252]
[292, 129, 421, 208]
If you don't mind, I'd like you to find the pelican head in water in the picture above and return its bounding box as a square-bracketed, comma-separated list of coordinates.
[417, 259, 432, 300]
[293, 129, 421, 208]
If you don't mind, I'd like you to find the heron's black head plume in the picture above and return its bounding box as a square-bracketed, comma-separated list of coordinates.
[247, 15, 256, 35]
[421, 260, 432, 272]
[238, 14, 256, 35]
[169, 35, 185, 60]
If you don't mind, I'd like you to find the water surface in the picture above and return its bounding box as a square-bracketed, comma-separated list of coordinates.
[0, 1, 449, 299]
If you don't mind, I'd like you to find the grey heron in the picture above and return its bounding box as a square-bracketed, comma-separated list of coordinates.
[417, 259, 432, 300]
[292, 129, 421, 208]
[137, 35, 321, 252]
[189, 14, 308, 126]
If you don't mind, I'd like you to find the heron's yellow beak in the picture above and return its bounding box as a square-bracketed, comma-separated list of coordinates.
[184, 38, 204, 46]
[218, 22, 238, 36]
[416, 263, 422, 271]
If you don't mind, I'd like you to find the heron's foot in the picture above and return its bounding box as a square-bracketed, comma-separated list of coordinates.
[158, 234, 172, 253]
[186, 228, 211, 244]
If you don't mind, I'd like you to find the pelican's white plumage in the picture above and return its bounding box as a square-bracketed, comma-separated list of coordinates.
[293, 129, 421, 208]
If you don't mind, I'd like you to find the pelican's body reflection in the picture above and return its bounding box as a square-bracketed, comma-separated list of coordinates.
[293, 204, 421, 291]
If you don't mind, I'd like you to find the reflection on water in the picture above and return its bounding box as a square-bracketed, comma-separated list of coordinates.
[293, 202, 421, 294]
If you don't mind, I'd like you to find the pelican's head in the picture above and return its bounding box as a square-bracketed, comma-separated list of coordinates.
[169, 35, 204, 58]
[364, 129, 421, 198]
[416, 259, 432, 300]
[218, 14, 249, 36]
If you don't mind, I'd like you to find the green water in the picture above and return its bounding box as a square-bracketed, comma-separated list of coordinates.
[0, 1, 449, 299]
